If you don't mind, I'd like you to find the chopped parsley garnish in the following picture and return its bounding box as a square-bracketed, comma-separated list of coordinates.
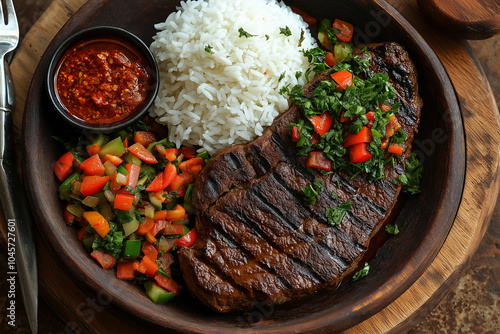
[265, 34, 270, 40]
[326, 201, 351, 226]
[204, 45, 214, 54]
[385, 224, 400, 235]
[91, 222, 123, 258]
[279, 26, 292, 36]
[238, 27, 255, 38]
[351, 262, 370, 282]
[279, 72, 285, 82]
[399, 154, 423, 195]
[302, 178, 324, 205]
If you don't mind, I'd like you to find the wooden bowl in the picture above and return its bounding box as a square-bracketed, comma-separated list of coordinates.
[22, 0, 465, 332]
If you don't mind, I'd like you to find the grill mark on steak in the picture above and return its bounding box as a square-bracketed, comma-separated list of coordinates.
[179, 42, 423, 313]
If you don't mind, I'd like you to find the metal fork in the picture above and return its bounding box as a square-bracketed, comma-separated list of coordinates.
[0, 1, 38, 333]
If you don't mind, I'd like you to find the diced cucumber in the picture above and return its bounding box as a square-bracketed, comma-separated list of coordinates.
[123, 152, 142, 166]
[82, 235, 95, 251]
[122, 215, 139, 237]
[136, 175, 148, 186]
[91, 134, 109, 147]
[181, 225, 190, 237]
[140, 165, 156, 183]
[148, 193, 163, 211]
[123, 239, 141, 258]
[144, 281, 175, 305]
[334, 42, 352, 62]
[99, 137, 125, 158]
[117, 165, 129, 175]
[58, 172, 80, 201]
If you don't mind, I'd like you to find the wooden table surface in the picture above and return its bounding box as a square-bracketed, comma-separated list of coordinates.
[1, 0, 499, 333]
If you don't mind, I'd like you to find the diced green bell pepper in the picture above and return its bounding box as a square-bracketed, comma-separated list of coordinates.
[123, 239, 141, 258]
[144, 281, 175, 305]
[58, 172, 80, 200]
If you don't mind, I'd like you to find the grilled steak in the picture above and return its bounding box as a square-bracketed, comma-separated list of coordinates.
[178, 42, 423, 312]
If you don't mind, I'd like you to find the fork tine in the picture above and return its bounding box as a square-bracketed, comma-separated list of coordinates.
[5, 0, 18, 29]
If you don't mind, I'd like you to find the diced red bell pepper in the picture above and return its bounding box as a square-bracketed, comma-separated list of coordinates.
[90, 250, 115, 270]
[366, 111, 375, 128]
[168, 173, 193, 192]
[331, 71, 353, 90]
[388, 143, 404, 155]
[117, 261, 136, 280]
[142, 242, 158, 260]
[140, 255, 159, 278]
[77, 227, 87, 241]
[126, 163, 141, 188]
[146, 172, 164, 192]
[154, 274, 180, 295]
[53, 151, 74, 181]
[155, 144, 167, 156]
[179, 157, 204, 175]
[103, 154, 124, 166]
[162, 163, 177, 189]
[114, 193, 135, 211]
[306, 151, 332, 171]
[86, 144, 101, 156]
[133, 131, 157, 147]
[80, 175, 110, 196]
[83, 211, 110, 238]
[308, 111, 333, 137]
[136, 218, 155, 235]
[164, 148, 179, 162]
[332, 19, 354, 42]
[151, 219, 166, 236]
[344, 127, 373, 148]
[80, 154, 105, 176]
[175, 228, 198, 248]
[128, 143, 158, 164]
[350, 142, 372, 163]
[63, 205, 75, 225]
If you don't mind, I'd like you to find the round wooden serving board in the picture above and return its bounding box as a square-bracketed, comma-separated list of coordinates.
[5, 0, 499, 333]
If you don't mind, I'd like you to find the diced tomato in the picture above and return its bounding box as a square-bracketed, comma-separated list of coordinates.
[350, 142, 372, 163]
[136, 218, 155, 235]
[90, 250, 115, 270]
[53, 152, 74, 181]
[365, 111, 375, 128]
[175, 228, 198, 248]
[311, 133, 321, 146]
[379, 103, 391, 112]
[80, 154, 105, 176]
[80, 175, 110, 196]
[63, 205, 75, 225]
[292, 126, 300, 141]
[126, 163, 141, 188]
[386, 123, 395, 138]
[103, 154, 124, 166]
[142, 241, 159, 260]
[128, 143, 158, 164]
[86, 144, 101, 156]
[306, 151, 332, 171]
[154, 274, 181, 295]
[389, 114, 401, 132]
[381, 137, 389, 149]
[180, 146, 197, 159]
[344, 127, 373, 148]
[325, 52, 337, 67]
[388, 143, 404, 155]
[146, 172, 164, 192]
[163, 223, 185, 235]
[77, 227, 87, 241]
[117, 262, 136, 280]
[122, 137, 129, 149]
[332, 19, 354, 42]
[164, 148, 179, 162]
[114, 193, 135, 211]
[134, 131, 157, 147]
[331, 71, 353, 90]
[290, 6, 317, 26]
[308, 111, 333, 137]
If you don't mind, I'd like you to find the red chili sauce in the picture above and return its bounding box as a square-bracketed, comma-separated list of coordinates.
[55, 37, 152, 125]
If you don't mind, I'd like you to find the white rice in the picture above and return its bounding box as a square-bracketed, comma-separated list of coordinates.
[149, 0, 317, 153]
